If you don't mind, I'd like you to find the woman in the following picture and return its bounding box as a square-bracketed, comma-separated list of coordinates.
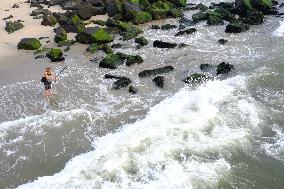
[44, 67, 56, 97]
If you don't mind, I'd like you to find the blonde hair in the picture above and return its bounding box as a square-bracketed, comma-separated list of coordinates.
[46, 67, 52, 75]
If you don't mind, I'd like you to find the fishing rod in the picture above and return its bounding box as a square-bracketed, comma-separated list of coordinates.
[56, 66, 67, 77]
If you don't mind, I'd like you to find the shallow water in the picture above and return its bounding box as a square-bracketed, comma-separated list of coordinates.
[0, 1, 284, 188]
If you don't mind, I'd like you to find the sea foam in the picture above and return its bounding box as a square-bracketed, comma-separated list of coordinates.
[17, 76, 257, 189]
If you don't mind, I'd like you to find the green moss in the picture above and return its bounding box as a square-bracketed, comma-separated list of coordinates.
[206, 10, 224, 25]
[132, 11, 152, 24]
[42, 15, 57, 26]
[99, 44, 113, 54]
[71, 15, 85, 33]
[47, 48, 63, 59]
[54, 27, 67, 43]
[135, 36, 148, 46]
[99, 53, 124, 69]
[260, 0, 272, 7]
[58, 40, 75, 47]
[243, 0, 253, 9]
[34, 47, 48, 54]
[88, 43, 99, 53]
[17, 38, 42, 50]
[168, 8, 183, 18]
[150, 1, 171, 19]
[5, 21, 24, 34]
[167, 0, 186, 7]
[92, 20, 106, 26]
[93, 28, 114, 44]
[122, 26, 143, 40]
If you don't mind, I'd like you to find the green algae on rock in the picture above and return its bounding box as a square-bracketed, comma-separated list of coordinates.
[17, 38, 42, 50]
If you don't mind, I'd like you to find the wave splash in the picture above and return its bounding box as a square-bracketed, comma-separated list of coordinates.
[17, 76, 258, 189]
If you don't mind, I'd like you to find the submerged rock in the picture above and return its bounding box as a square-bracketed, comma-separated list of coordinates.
[139, 66, 174, 78]
[5, 20, 24, 33]
[161, 24, 177, 30]
[216, 62, 234, 75]
[111, 43, 123, 48]
[192, 11, 208, 23]
[129, 86, 138, 94]
[175, 28, 197, 36]
[200, 64, 214, 71]
[99, 53, 124, 69]
[153, 76, 164, 88]
[17, 38, 42, 50]
[153, 40, 177, 48]
[104, 74, 124, 79]
[135, 37, 149, 46]
[112, 77, 132, 90]
[225, 20, 250, 33]
[218, 39, 228, 44]
[183, 73, 211, 83]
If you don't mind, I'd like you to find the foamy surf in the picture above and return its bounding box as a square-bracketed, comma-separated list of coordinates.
[272, 21, 284, 37]
[16, 76, 259, 189]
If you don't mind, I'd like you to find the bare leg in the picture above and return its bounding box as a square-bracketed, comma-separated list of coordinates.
[48, 89, 53, 96]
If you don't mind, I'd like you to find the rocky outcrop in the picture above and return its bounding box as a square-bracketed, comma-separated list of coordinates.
[17, 38, 42, 50]
[216, 62, 234, 75]
[153, 76, 164, 88]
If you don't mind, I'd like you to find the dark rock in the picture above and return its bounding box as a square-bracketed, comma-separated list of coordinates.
[150, 25, 160, 29]
[225, 20, 250, 33]
[216, 62, 234, 75]
[99, 44, 113, 54]
[58, 40, 75, 47]
[125, 55, 143, 66]
[30, 8, 52, 17]
[104, 74, 124, 79]
[218, 39, 228, 44]
[153, 76, 164, 88]
[12, 3, 20, 8]
[106, 0, 122, 17]
[129, 86, 138, 94]
[153, 40, 177, 48]
[161, 24, 177, 30]
[112, 77, 132, 90]
[138, 66, 174, 78]
[86, 43, 99, 53]
[41, 15, 57, 26]
[99, 53, 124, 69]
[168, 8, 183, 18]
[5, 21, 24, 33]
[183, 73, 211, 83]
[196, 3, 208, 11]
[121, 27, 143, 41]
[242, 10, 264, 25]
[111, 43, 123, 48]
[46, 48, 65, 62]
[178, 43, 188, 48]
[55, 14, 85, 33]
[175, 28, 197, 36]
[2, 15, 13, 20]
[54, 26, 67, 43]
[35, 55, 45, 59]
[179, 17, 194, 26]
[17, 38, 42, 50]
[135, 37, 148, 46]
[200, 64, 214, 71]
[64, 47, 71, 52]
[192, 11, 208, 23]
[168, 0, 187, 7]
[207, 10, 224, 25]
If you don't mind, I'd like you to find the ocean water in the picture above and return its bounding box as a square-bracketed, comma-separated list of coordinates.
[1, 1, 284, 188]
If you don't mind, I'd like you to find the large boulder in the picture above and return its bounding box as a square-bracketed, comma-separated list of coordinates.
[99, 53, 124, 69]
[153, 40, 177, 48]
[17, 38, 42, 50]
[5, 20, 24, 33]
[138, 66, 174, 78]
[76, 27, 113, 44]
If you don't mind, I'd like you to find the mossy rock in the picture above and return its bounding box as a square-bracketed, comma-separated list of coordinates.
[192, 12, 208, 23]
[99, 44, 113, 54]
[106, 0, 123, 17]
[58, 40, 75, 47]
[87, 43, 99, 53]
[47, 48, 64, 62]
[125, 55, 143, 66]
[76, 27, 114, 44]
[99, 53, 124, 69]
[225, 20, 250, 33]
[5, 21, 24, 34]
[168, 0, 186, 7]
[150, 1, 171, 20]
[183, 73, 211, 83]
[106, 19, 133, 31]
[41, 15, 57, 26]
[71, 15, 85, 33]
[17, 38, 42, 50]
[161, 24, 177, 30]
[135, 36, 148, 46]
[168, 8, 183, 18]
[54, 26, 67, 43]
[121, 26, 143, 40]
[132, 11, 152, 24]
[206, 10, 224, 25]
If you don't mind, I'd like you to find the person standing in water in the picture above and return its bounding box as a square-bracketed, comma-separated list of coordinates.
[43, 67, 57, 97]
